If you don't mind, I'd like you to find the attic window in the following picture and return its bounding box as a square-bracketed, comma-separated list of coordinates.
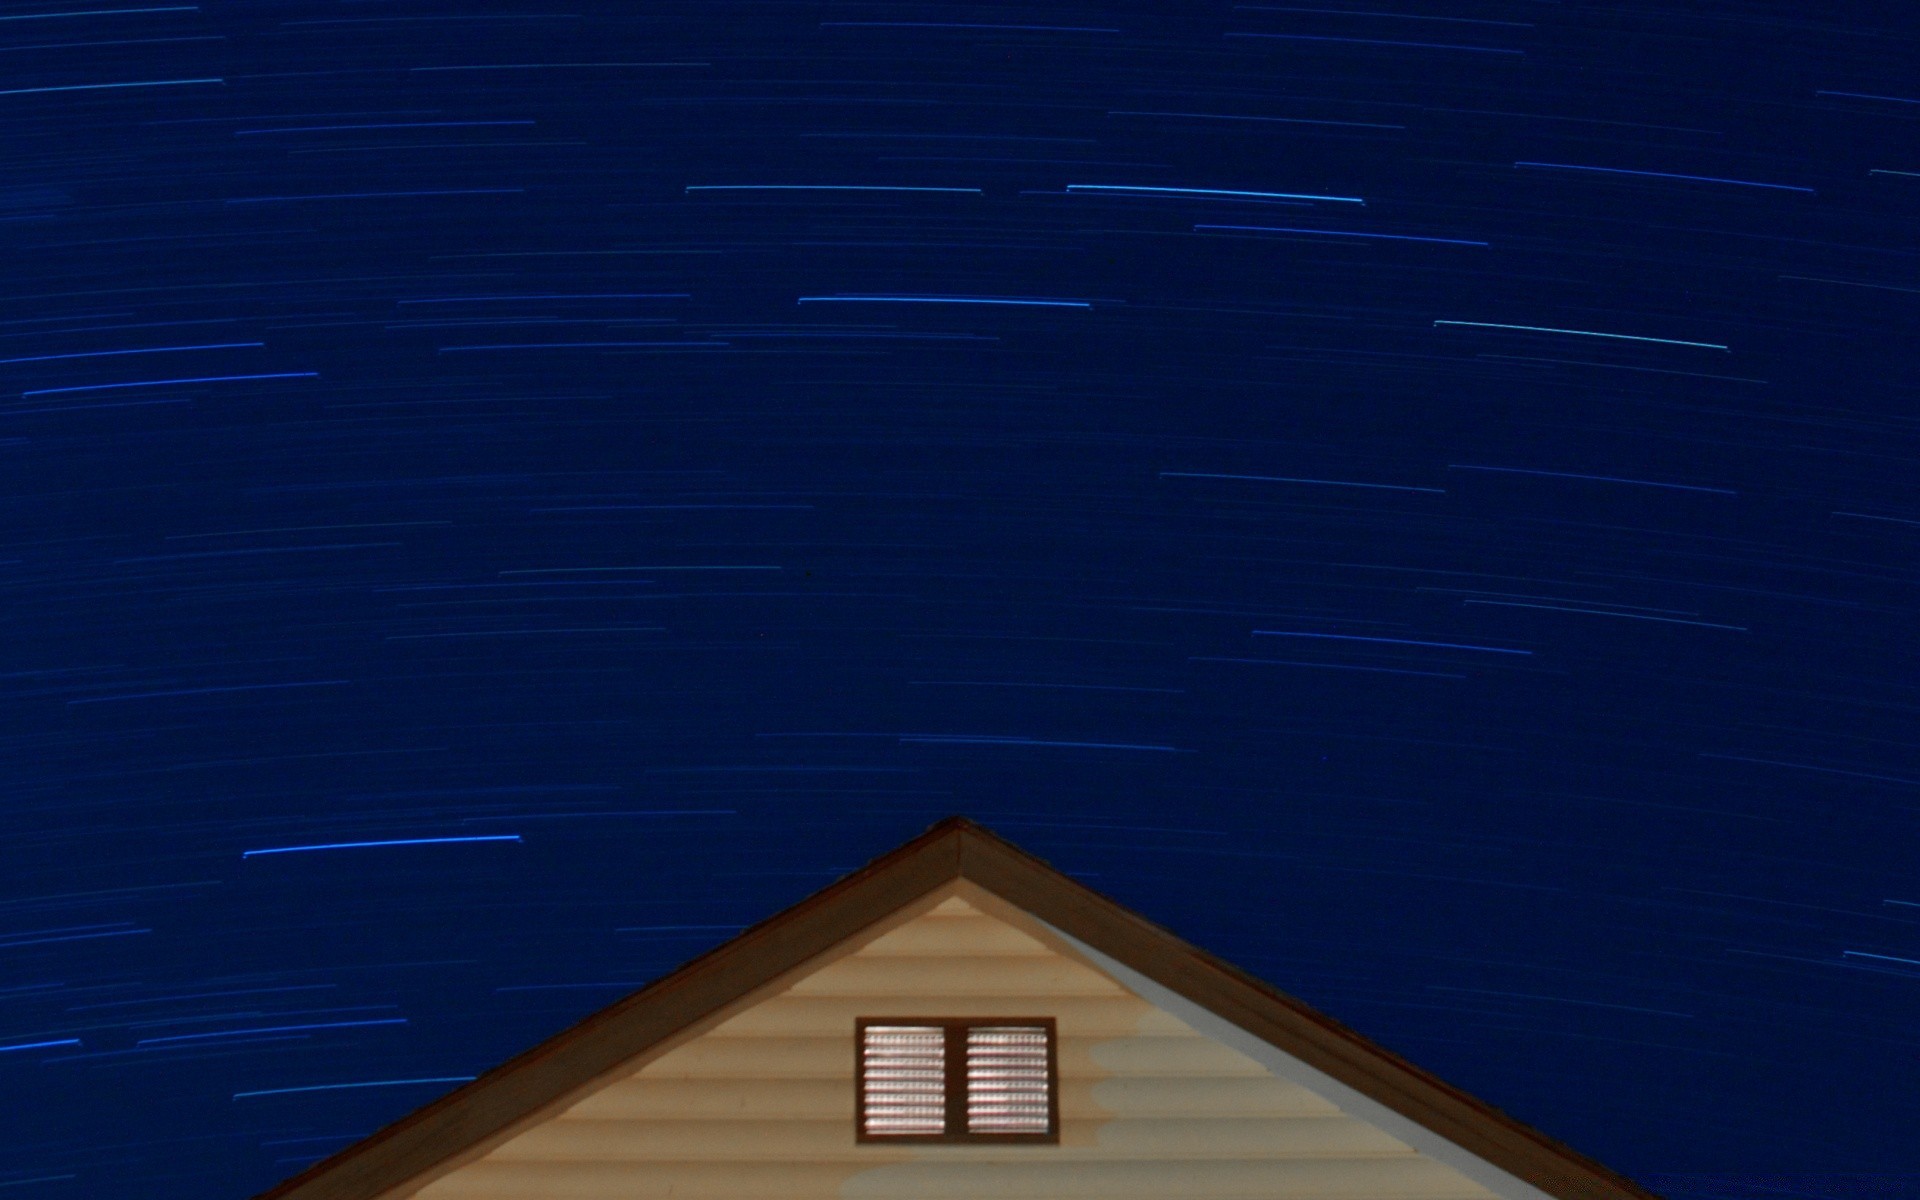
[856, 1017, 1058, 1143]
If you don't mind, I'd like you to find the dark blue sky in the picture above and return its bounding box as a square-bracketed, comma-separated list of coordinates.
[1, 1, 1916, 1196]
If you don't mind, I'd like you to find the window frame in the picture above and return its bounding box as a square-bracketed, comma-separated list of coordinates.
[854, 1016, 1060, 1144]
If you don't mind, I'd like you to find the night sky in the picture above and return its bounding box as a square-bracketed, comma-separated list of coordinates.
[1, 1, 1916, 1195]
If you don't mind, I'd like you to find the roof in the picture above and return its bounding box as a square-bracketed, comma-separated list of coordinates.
[253, 816, 1663, 1200]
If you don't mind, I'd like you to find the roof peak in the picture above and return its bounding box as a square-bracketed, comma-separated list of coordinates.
[253, 815, 1656, 1200]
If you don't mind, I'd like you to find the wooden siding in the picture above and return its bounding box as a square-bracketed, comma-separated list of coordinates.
[411, 889, 1503, 1200]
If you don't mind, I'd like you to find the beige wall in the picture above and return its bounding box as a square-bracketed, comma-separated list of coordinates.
[411, 882, 1501, 1200]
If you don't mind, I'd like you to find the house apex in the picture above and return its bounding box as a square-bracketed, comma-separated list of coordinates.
[253, 816, 1661, 1200]
[903, 812, 984, 845]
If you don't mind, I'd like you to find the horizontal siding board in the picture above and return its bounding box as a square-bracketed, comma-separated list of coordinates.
[1093, 1116, 1413, 1158]
[415, 1161, 856, 1200]
[1090, 1074, 1345, 1117]
[786, 955, 1126, 997]
[1086, 1033, 1269, 1077]
[844, 1157, 1494, 1198]
[422, 1157, 1488, 1199]
[562, 1078, 855, 1120]
[485, 1115, 1411, 1161]
[709, 994, 1156, 1037]
[634, 1035, 853, 1079]
[857, 916, 1057, 957]
[566, 1074, 1343, 1121]
[632, 1034, 1262, 1080]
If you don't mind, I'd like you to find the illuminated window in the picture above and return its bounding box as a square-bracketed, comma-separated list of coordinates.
[855, 1017, 1058, 1142]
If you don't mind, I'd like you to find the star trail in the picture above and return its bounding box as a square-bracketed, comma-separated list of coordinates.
[0, 0, 1915, 1196]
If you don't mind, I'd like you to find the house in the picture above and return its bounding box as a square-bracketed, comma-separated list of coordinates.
[253, 816, 1660, 1200]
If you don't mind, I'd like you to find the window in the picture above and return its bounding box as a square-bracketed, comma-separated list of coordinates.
[856, 1017, 1058, 1143]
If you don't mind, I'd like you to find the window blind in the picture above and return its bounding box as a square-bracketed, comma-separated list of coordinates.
[964, 1025, 1052, 1135]
[859, 1024, 947, 1136]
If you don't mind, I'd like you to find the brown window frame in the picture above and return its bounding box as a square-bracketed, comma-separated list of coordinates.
[855, 1016, 1059, 1144]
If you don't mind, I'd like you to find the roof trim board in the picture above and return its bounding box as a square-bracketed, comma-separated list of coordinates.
[250, 817, 1662, 1200]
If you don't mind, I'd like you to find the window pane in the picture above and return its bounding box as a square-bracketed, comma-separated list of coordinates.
[965, 1025, 1050, 1134]
[862, 1025, 947, 1135]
